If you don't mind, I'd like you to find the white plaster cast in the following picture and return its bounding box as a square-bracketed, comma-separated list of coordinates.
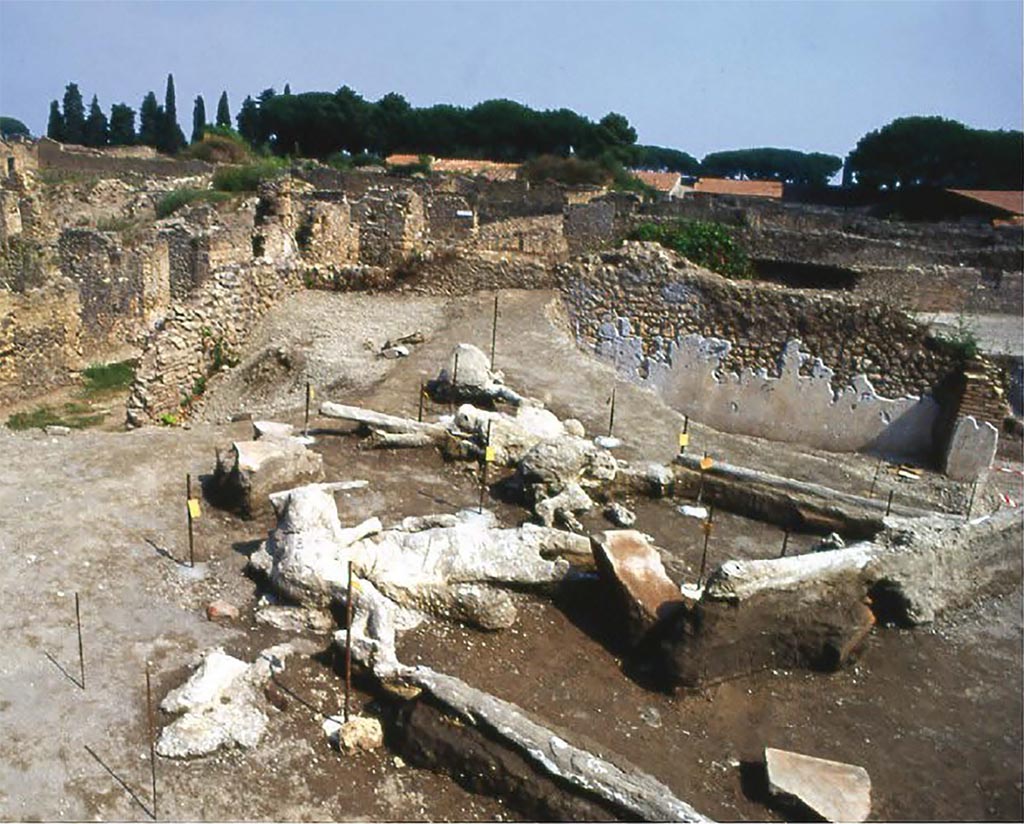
[596, 318, 941, 460]
[943, 415, 999, 481]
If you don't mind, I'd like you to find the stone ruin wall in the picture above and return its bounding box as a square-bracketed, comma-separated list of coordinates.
[556, 243, 976, 464]
[57, 228, 171, 349]
[558, 243, 961, 400]
[125, 260, 308, 425]
[0, 282, 83, 404]
[35, 137, 214, 179]
[350, 188, 426, 267]
[562, 194, 1024, 315]
[1, 145, 1018, 432]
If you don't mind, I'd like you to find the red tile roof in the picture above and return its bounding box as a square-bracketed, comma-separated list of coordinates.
[630, 170, 681, 192]
[694, 177, 783, 199]
[385, 154, 422, 166]
[948, 189, 1024, 216]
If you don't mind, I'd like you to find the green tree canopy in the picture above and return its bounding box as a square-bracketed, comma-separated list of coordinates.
[1, 116, 31, 139]
[83, 95, 109, 146]
[108, 103, 135, 145]
[215, 91, 231, 128]
[846, 116, 1024, 190]
[47, 100, 65, 140]
[158, 74, 186, 153]
[249, 87, 644, 163]
[139, 91, 162, 147]
[191, 95, 206, 144]
[62, 83, 86, 144]
[236, 95, 259, 145]
[628, 145, 700, 174]
[700, 147, 842, 186]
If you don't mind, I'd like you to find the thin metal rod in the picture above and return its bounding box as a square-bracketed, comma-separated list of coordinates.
[304, 381, 311, 436]
[869, 459, 883, 498]
[885, 489, 895, 517]
[607, 387, 616, 437]
[683, 415, 689, 434]
[490, 293, 499, 371]
[479, 420, 492, 514]
[75, 592, 85, 691]
[697, 505, 714, 587]
[146, 664, 157, 820]
[780, 529, 790, 558]
[696, 451, 708, 505]
[417, 380, 425, 423]
[344, 561, 353, 724]
[966, 480, 978, 518]
[452, 351, 460, 387]
[186, 474, 195, 568]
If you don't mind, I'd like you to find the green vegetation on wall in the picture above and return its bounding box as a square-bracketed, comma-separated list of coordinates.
[628, 220, 753, 279]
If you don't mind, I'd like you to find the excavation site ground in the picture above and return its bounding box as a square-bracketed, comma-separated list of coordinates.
[1, 288, 1021, 822]
[2, 136, 1023, 823]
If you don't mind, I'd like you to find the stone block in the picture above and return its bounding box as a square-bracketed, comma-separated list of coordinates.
[765, 747, 871, 822]
[591, 530, 684, 646]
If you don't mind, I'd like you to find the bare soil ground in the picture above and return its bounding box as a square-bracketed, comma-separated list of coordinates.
[2, 288, 1021, 821]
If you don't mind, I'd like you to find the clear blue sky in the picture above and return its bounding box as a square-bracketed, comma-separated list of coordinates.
[1, 0, 1021, 160]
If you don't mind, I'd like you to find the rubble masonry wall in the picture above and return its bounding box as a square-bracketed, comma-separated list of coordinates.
[558, 243, 971, 463]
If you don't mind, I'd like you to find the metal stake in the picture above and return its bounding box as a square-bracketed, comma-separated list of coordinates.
[304, 381, 311, 436]
[966, 481, 978, 518]
[479, 420, 492, 514]
[780, 529, 790, 558]
[885, 489, 895, 517]
[697, 504, 714, 588]
[344, 561, 354, 724]
[490, 293, 499, 371]
[417, 380, 425, 423]
[868, 458, 883, 498]
[145, 664, 157, 820]
[607, 387, 616, 438]
[452, 351, 460, 388]
[186, 474, 195, 568]
[75, 592, 85, 691]
[696, 451, 708, 505]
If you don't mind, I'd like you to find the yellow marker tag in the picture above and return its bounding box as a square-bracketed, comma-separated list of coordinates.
[187, 498, 202, 519]
[699, 456, 714, 471]
[484, 446, 496, 463]
[703, 520, 714, 536]
[678, 432, 690, 448]
[309, 386, 315, 400]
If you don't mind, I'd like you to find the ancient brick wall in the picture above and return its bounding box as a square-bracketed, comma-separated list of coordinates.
[57, 228, 169, 349]
[351, 188, 426, 266]
[0, 282, 83, 404]
[126, 261, 307, 425]
[37, 138, 213, 178]
[558, 242, 961, 401]
[427, 192, 478, 241]
[295, 198, 360, 265]
[468, 214, 567, 257]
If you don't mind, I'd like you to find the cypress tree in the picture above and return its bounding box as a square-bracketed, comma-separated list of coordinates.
[215, 91, 230, 128]
[84, 95, 109, 146]
[236, 95, 259, 145]
[109, 104, 136, 145]
[159, 73, 186, 153]
[139, 91, 162, 147]
[47, 100, 65, 141]
[284, 83, 291, 95]
[62, 83, 86, 144]
[191, 95, 206, 144]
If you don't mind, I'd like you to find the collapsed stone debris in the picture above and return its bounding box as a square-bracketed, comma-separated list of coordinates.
[764, 747, 872, 823]
[157, 643, 310, 758]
